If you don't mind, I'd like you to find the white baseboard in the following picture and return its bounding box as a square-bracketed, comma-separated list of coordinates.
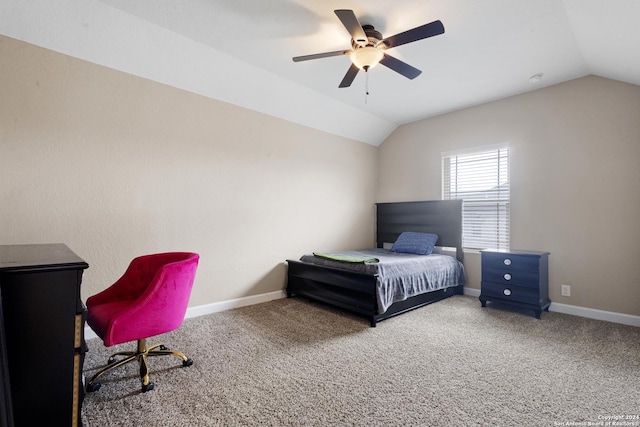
[85, 327, 98, 340]
[183, 290, 286, 319]
[549, 302, 640, 327]
[85, 287, 638, 340]
[463, 286, 640, 327]
[463, 287, 481, 297]
[84, 290, 286, 341]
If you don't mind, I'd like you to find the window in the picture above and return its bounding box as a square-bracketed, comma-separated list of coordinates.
[442, 146, 510, 251]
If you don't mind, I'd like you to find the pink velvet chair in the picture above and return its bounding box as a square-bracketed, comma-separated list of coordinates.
[86, 252, 199, 393]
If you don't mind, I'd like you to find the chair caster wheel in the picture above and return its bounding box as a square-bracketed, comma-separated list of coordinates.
[183, 358, 193, 367]
[86, 382, 101, 392]
[142, 382, 154, 393]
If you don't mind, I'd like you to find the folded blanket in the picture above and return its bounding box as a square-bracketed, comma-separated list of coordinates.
[313, 252, 379, 264]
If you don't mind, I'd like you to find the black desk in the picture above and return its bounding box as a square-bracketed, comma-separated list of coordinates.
[0, 244, 89, 427]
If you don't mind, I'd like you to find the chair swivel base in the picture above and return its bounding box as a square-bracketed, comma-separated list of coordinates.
[86, 338, 193, 393]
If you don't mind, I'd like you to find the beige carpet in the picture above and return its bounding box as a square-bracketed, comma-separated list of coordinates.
[81, 295, 640, 426]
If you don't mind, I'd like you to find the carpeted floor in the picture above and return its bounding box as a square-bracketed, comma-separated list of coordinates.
[81, 295, 640, 426]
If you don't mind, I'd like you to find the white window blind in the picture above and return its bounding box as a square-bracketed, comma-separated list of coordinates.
[442, 147, 510, 251]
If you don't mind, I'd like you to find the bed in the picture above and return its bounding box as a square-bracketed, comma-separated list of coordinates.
[286, 200, 465, 326]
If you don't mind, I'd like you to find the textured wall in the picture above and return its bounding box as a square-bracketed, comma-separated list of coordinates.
[378, 76, 640, 316]
[0, 35, 378, 305]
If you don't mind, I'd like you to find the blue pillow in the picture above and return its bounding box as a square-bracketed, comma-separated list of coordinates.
[391, 232, 439, 255]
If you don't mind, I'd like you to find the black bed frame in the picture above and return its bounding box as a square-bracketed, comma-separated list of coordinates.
[286, 200, 464, 327]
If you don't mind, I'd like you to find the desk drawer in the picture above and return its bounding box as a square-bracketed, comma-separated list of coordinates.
[481, 282, 540, 304]
[482, 268, 540, 288]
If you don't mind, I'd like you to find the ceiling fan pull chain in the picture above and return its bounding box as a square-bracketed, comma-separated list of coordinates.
[365, 69, 369, 104]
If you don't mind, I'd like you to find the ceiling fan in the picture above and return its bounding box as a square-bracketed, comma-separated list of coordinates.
[292, 9, 445, 88]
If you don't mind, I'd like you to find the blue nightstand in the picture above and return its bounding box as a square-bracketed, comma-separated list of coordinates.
[479, 250, 550, 318]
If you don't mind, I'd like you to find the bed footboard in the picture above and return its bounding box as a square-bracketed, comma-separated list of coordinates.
[286, 260, 463, 327]
[286, 260, 379, 324]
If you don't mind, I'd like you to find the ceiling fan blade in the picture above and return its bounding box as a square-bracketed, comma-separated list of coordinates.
[292, 50, 350, 62]
[334, 9, 368, 45]
[382, 20, 444, 49]
[339, 63, 360, 88]
[379, 54, 422, 79]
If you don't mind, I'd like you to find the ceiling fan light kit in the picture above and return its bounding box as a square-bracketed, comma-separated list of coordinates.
[350, 46, 384, 70]
[292, 9, 444, 88]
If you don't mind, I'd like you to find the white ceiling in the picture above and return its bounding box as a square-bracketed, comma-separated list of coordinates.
[1, 0, 639, 146]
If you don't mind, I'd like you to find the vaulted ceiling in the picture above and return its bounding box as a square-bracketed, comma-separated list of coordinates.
[2, 0, 639, 146]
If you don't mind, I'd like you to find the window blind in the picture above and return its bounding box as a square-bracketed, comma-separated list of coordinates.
[443, 147, 510, 251]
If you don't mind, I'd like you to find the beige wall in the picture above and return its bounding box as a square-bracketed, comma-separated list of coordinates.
[0, 36, 378, 305]
[378, 76, 640, 316]
[2, 34, 638, 318]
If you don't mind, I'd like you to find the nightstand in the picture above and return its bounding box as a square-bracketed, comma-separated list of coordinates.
[479, 250, 550, 319]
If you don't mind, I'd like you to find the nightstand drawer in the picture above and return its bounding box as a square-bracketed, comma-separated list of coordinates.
[482, 268, 540, 288]
[481, 282, 540, 304]
[481, 252, 541, 271]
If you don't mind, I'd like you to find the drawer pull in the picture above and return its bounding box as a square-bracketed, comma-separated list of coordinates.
[504, 258, 512, 266]
[504, 273, 512, 281]
[503, 289, 512, 296]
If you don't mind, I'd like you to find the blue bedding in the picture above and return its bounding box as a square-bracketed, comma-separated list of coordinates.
[300, 248, 465, 314]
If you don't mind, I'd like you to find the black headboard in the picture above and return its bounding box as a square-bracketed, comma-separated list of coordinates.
[376, 200, 463, 262]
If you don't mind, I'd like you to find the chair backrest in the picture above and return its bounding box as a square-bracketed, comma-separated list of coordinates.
[94, 252, 199, 346]
[137, 252, 200, 332]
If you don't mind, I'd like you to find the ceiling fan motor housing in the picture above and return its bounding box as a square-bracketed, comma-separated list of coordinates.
[352, 25, 384, 49]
